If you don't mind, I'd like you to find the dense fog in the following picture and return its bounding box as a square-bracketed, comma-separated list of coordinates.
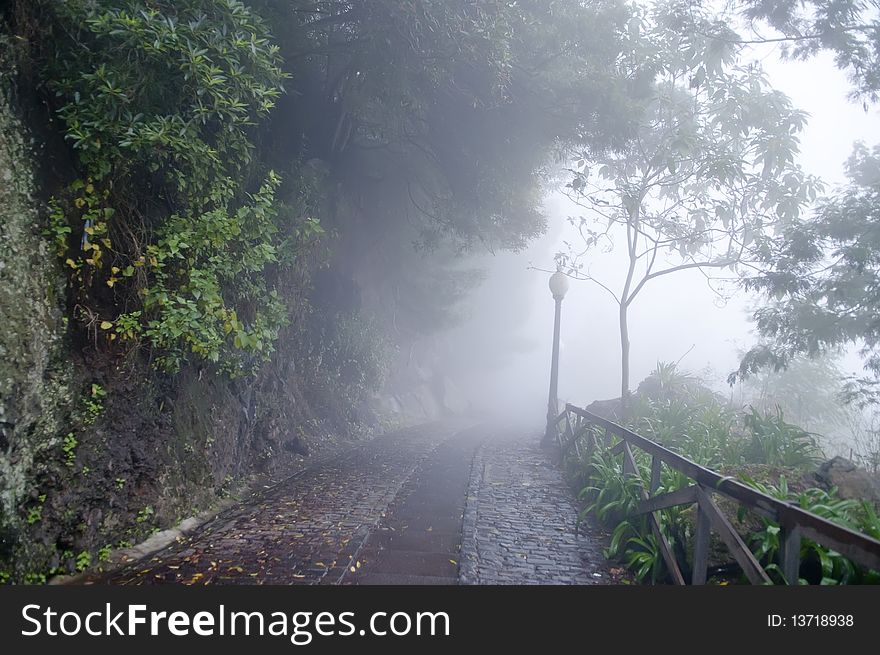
[445, 49, 880, 455]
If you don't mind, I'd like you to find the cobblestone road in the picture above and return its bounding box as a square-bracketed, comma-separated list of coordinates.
[459, 427, 626, 584]
[92, 422, 627, 585]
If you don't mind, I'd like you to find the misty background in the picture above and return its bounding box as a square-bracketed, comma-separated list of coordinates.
[444, 47, 880, 453]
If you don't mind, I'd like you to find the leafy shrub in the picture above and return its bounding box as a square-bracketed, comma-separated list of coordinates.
[620, 531, 665, 584]
[113, 173, 293, 375]
[575, 440, 880, 584]
[579, 449, 643, 527]
[632, 396, 742, 468]
[742, 406, 823, 468]
[47, 0, 285, 199]
[740, 476, 879, 584]
[40, 0, 308, 375]
[576, 442, 691, 584]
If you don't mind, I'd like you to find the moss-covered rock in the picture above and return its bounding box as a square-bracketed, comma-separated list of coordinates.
[0, 38, 75, 579]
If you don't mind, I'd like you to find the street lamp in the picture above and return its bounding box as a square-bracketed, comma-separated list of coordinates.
[543, 269, 569, 447]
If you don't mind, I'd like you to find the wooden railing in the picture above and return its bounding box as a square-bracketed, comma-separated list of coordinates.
[555, 403, 880, 585]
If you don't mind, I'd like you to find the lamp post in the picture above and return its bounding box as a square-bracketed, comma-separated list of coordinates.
[543, 269, 569, 447]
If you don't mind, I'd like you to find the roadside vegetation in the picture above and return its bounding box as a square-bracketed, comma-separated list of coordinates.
[565, 363, 880, 585]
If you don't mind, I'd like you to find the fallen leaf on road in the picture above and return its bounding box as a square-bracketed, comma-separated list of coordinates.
[186, 572, 204, 585]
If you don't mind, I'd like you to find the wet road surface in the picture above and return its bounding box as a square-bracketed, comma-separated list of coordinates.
[91, 422, 629, 585]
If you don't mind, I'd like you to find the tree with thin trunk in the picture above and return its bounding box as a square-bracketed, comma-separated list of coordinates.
[557, 2, 820, 413]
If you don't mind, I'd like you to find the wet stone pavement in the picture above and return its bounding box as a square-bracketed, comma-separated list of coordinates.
[92, 422, 627, 585]
[459, 428, 625, 584]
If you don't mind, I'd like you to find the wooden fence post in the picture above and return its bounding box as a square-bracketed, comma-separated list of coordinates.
[649, 456, 662, 495]
[692, 501, 710, 585]
[781, 525, 801, 585]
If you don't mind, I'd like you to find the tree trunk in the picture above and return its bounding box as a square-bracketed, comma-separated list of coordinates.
[619, 207, 638, 422]
[619, 301, 630, 420]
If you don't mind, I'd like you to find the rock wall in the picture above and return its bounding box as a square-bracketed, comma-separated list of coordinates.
[0, 67, 339, 581]
[0, 54, 76, 578]
[815, 456, 880, 507]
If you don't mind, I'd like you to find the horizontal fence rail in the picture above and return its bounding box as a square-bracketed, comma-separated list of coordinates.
[556, 403, 880, 585]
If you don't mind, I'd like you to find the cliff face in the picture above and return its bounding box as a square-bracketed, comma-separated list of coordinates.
[0, 48, 75, 579]
[0, 61, 339, 582]
[0, 80, 240, 579]
[0, 73, 392, 583]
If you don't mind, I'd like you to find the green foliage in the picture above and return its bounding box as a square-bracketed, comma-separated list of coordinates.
[632, 396, 742, 469]
[574, 427, 879, 584]
[135, 506, 154, 524]
[621, 531, 666, 584]
[579, 445, 661, 584]
[34, 0, 309, 376]
[43, 198, 72, 258]
[97, 545, 112, 563]
[75, 551, 91, 572]
[24, 0, 637, 385]
[625, 365, 823, 470]
[742, 407, 824, 468]
[639, 361, 713, 403]
[726, 0, 880, 102]
[61, 432, 77, 468]
[260, 0, 634, 251]
[114, 173, 293, 375]
[579, 449, 644, 528]
[568, 365, 877, 585]
[25, 506, 42, 526]
[732, 353, 849, 436]
[299, 311, 394, 429]
[81, 383, 106, 425]
[47, 0, 285, 198]
[740, 475, 879, 584]
[1, 0, 704, 584]
[53, 178, 116, 280]
[624, 364, 745, 468]
[576, 440, 684, 584]
[738, 143, 880, 406]
[858, 501, 880, 541]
